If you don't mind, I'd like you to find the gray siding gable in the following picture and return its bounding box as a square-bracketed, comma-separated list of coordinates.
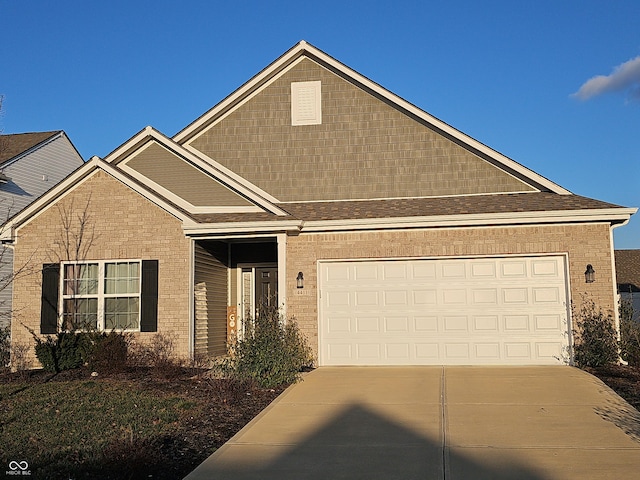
[0, 133, 84, 327]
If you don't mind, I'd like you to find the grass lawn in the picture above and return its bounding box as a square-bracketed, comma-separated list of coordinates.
[0, 367, 282, 479]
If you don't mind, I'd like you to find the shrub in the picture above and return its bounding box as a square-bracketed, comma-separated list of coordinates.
[572, 296, 619, 368]
[221, 307, 313, 388]
[33, 332, 85, 373]
[619, 297, 640, 366]
[10, 342, 31, 373]
[128, 332, 184, 378]
[0, 325, 10, 368]
[84, 331, 130, 373]
[27, 327, 130, 374]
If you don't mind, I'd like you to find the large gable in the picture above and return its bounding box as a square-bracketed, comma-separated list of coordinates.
[171, 41, 575, 204]
[186, 57, 536, 202]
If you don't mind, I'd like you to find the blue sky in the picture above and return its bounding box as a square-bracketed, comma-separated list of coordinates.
[1, 0, 639, 248]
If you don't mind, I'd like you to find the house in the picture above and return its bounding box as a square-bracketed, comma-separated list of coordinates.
[0, 131, 84, 328]
[615, 249, 640, 321]
[4, 41, 636, 367]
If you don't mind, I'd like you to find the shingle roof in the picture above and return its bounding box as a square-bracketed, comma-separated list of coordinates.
[190, 192, 623, 224]
[0, 131, 61, 165]
[615, 250, 640, 292]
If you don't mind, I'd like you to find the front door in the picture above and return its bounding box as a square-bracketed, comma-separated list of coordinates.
[255, 267, 278, 309]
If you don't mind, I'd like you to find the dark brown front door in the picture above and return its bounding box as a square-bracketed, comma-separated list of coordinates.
[255, 267, 278, 309]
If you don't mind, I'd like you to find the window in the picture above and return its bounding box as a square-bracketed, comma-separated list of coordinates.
[61, 260, 141, 331]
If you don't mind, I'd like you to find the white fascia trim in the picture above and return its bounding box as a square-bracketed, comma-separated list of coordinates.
[114, 128, 287, 216]
[173, 41, 570, 195]
[174, 47, 307, 143]
[300, 208, 638, 233]
[183, 220, 303, 237]
[3, 157, 198, 242]
[277, 189, 539, 204]
[1, 157, 101, 241]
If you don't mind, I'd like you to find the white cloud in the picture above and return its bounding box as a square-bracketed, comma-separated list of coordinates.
[572, 55, 640, 101]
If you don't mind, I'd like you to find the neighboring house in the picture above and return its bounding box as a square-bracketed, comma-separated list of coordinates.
[615, 249, 640, 322]
[4, 41, 636, 367]
[0, 131, 84, 328]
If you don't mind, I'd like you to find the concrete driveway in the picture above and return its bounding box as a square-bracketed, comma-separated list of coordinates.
[184, 367, 640, 480]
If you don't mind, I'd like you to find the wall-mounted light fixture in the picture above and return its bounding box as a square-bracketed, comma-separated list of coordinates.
[585, 264, 595, 283]
[296, 272, 304, 289]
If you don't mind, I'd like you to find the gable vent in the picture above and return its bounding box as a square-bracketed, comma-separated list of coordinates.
[291, 81, 321, 126]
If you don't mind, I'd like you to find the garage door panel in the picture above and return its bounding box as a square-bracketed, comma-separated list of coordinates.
[475, 343, 501, 359]
[443, 289, 467, 304]
[534, 314, 562, 331]
[384, 290, 408, 305]
[356, 316, 380, 332]
[471, 262, 497, 278]
[327, 316, 351, 332]
[473, 289, 498, 304]
[533, 287, 560, 304]
[532, 259, 559, 276]
[504, 315, 529, 331]
[442, 263, 466, 278]
[503, 288, 529, 304]
[413, 289, 437, 304]
[385, 316, 409, 332]
[320, 256, 569, 366]
[415, 316, 438, 331]
[413, 263, 437, 279]
[354, 263, 378, 280]
[355, 291, 378, 306]
[474, 316, 499, 331]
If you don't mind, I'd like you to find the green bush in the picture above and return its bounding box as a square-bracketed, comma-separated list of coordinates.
[221, 307, 313, 388]
[619, 298, 640, 366]
[30, 329, 130, 373]
[572, 297, 619, 368]
[0, 325, 10, 368]
[33, 332, 85, 373]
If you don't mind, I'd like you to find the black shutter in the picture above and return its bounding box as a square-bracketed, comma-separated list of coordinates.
[140, 260, 158, 332]
[40, 263, 60, 334]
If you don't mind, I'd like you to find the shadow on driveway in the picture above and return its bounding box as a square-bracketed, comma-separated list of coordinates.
[186, 402, 545, 480]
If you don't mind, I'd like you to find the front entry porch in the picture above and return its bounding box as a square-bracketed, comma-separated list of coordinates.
[192, 238, 282, 358]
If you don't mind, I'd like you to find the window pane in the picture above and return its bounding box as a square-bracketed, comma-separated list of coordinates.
[63, 298, 98, 330]
[105, 297, 139, 330]
[64, 263, 98, 295]
[105, 262, 140, 294]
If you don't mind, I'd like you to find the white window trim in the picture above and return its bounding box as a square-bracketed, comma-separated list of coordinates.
[60, 259, 142, 331]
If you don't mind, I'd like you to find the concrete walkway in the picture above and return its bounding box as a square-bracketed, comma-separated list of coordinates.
[184, 367, 640, 480]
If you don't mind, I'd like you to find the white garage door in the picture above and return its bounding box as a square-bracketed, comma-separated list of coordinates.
[318, 256, 570, 366]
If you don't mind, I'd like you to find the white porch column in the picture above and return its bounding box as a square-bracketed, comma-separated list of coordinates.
[277, 233, 287, 317]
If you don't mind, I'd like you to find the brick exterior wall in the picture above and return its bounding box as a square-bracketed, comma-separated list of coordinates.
[11, 171, 192, 368]
[286, 223, 615, 361]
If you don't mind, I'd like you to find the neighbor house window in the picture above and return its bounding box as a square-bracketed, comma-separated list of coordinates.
[62, 260, 141, 331]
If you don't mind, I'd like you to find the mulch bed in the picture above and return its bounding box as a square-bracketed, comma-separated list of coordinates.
[587, 364, 640, 411]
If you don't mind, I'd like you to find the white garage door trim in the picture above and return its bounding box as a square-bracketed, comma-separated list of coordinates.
[318, 255, 571, 366]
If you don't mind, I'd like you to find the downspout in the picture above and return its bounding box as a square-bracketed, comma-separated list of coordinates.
[611, 219, 631, 360]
